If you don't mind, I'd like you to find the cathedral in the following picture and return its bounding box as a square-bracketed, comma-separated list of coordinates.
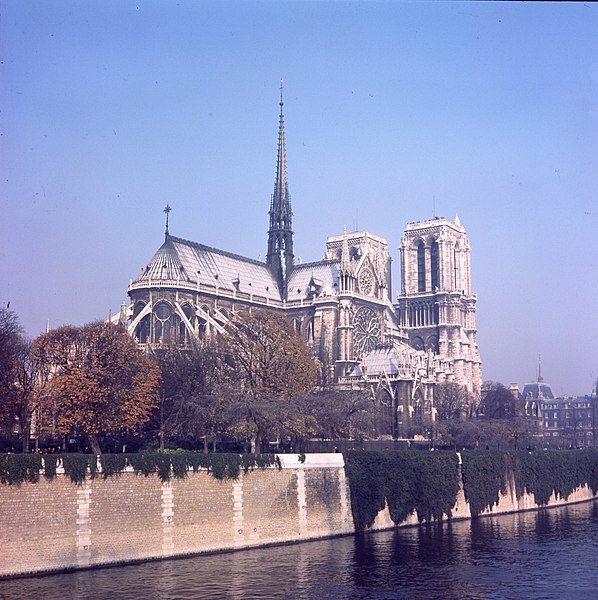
[124, 90, 482, 437]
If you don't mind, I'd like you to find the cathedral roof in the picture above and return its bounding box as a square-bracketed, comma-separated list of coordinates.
[133, 235, 282, 301]
[351, 341, 429, 379]
[286, 260, 339, 299]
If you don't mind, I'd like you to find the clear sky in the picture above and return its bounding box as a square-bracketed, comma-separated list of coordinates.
[1, 1, 597, 396]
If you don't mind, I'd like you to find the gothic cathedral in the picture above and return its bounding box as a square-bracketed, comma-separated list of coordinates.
[125, 90, 482, 436]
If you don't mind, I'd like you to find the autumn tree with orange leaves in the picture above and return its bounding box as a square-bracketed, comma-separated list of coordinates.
[33, 322, 160, 455]
[222, 310, 317, 453]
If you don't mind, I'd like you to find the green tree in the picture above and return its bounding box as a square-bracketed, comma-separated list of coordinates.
[33, 322, 160, 454]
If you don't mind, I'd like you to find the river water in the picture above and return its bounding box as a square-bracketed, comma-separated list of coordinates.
[2, 500, 597, 600]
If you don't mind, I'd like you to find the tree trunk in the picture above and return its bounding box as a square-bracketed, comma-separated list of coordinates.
[20, 412, 31, 453]
[203, 437, 209, 454]
[88, 433, 102, 455]
[159, 390, 165, 451]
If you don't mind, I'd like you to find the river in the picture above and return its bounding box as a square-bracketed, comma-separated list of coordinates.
[2, 500, 597, 600]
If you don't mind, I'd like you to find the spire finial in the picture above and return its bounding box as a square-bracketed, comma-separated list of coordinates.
[164, 204, 172, 239]
[537, 354, 543, 383]
[267, 81, 294, 296]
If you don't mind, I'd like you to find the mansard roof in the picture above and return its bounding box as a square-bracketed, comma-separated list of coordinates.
[521, 382, 555, 400]
[133, 235, 282, 301]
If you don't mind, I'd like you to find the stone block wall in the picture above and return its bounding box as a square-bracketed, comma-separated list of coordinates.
[0, 454, 352, 578]
[1, 453, 596, 578]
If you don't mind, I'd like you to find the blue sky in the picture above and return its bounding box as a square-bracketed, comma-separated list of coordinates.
[1, 1, 597, 396]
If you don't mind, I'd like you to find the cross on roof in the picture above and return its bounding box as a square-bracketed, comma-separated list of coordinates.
[164, 204, 172, 238]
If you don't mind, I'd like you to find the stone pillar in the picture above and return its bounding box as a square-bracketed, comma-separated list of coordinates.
[76, 486, 92, 568]
[161, 481, 174, 557]
[399, 242, 407, 295]
[338, 467, 351, 531]
[232, 479, 244, 547]
[297, 469, 308, 537]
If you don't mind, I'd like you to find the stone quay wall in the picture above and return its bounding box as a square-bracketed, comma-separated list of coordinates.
[1, 453, 596, 578]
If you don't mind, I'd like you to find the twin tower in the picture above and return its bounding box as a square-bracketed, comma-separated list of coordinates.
[126, 89, 482, 430]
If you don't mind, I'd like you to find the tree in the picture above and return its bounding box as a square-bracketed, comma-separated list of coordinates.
[222, 310, 317, 453]
[32, 322, 160, 454]
[0, 309, 24, 428]
[0, 309, 50, 452]
[434, 382, 473, 421]
[306, 389, 374, 441]
[152, 339, 235, 452]
[473, 381, 539, 449]
[479, 381, 521, 420]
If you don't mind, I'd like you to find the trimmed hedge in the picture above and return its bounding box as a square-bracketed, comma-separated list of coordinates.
[512, 449, 598, 506]
[0, 451, 281, 486]
[460, 451, 508, 517]
[343, 450, 460, 530]
[346, 449, 598, 528]
[0, 453, 42, 485]
[460, 449, 598, 515]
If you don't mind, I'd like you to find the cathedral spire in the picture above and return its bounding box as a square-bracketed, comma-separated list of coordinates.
[267, 81, 294, 297]
[537, 355, 543, 383]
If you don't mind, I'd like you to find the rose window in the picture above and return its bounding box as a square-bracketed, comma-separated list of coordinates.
[353, 307, 381, 357]
[358, 268, 375, 296]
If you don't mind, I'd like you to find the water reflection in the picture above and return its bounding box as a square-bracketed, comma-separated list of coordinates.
[1, 500, 597, 600]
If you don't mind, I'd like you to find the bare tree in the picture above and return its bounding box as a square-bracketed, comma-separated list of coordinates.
[305, 389, 374, 441]
[0, 309, 50, 451]
[152, 339, 235, 452]
[222, 310, 317, 453]
[434, 382, 473, 421]
[479, 381, 521, 420]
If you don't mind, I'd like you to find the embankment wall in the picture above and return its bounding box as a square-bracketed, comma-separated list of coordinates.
[1, 453, 595, 578]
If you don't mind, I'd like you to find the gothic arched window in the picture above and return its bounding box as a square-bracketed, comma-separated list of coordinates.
[430, 240, 439, 290]
[154, 302, 172, 345]
[133, 302, 149, 344]
[417, 240, 426, 292]
[413, 396, 424, 425]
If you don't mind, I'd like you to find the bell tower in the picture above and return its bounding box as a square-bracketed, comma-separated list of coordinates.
[266, 81, 294, 297]
[396, 216, 482, 398]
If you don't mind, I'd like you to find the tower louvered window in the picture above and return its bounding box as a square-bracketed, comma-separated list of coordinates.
[417, 241, 426, 292]
[431, 240, 439, 290]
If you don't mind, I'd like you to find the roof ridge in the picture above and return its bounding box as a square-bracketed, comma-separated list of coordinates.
[168, 235, 269, 268]
[292, 259, 339, 269]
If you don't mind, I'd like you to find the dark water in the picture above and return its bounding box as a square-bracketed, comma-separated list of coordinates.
[2, 500, 598, 600]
